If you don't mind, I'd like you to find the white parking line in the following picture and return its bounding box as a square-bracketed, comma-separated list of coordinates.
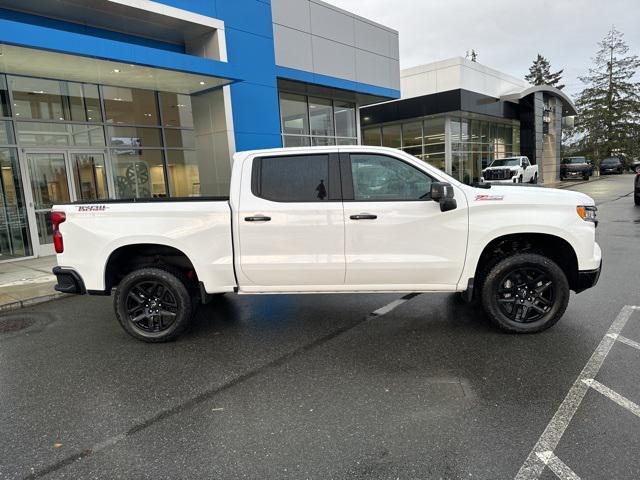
[514, 305, 638, 480]
[583, 379, 640, 418]
[536, 451, 582, 480]
[370, 293, 420, 317]
[610, 334, 640, 352]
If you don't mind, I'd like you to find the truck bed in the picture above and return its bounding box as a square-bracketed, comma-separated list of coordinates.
[53, 198, 237, 294]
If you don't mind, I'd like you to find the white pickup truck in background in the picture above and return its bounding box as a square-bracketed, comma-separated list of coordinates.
[482, 156, 538, 184]
[51, 146, 601, 342]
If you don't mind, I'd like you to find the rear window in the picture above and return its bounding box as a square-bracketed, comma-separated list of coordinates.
[253, 154, 331, 202]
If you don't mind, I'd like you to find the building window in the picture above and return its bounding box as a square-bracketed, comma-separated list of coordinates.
[0, 75, 10, 118]
[15, 122, 105, 147]
[166, 150, 200, 197]
[112, 149, 167, 199]
[103, 86, 159, 125]
[279, 92, 357, 146]
[450, 116, 519, 184]
[8, 76, 100, 122]
[159, 93, 193, 129]
[280, 93, 309, 137]
[107, 126, 163, 148]
[0, 147, 32, 258]
[362, 127, 381, 146]
[381, 124, 401, 148]
[0, 120, 14, 145]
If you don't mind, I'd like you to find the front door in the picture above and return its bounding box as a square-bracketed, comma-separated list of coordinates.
[237, 152, 345, 287]
[341, 152, 468, 289]
[25, 151, 108, 255]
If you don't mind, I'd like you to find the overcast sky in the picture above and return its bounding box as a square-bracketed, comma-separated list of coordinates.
[328, 0, 640, 97]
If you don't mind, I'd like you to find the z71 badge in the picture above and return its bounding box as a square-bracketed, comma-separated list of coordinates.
[77, 205, 107, 212]
[475, 194, 504, 201]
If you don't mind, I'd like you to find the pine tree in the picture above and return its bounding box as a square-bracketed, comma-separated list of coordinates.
[525, 54, 565, 90]
[574, 27, 640, 159]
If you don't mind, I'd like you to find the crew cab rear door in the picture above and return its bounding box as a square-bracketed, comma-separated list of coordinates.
[341, 152, 468, 289]
[237, 152, 345, 287]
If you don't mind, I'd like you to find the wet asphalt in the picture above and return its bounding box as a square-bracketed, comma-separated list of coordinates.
[0, 174, 638, 480]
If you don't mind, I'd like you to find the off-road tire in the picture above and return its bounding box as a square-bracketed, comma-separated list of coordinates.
[114, 267, 193, 342]
[481, 253, 570, 334]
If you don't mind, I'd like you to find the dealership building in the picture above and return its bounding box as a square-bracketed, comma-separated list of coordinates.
[0, 0, 400, 260]
[360, 57, 577, 185]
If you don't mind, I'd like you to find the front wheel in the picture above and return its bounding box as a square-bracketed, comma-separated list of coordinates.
[635, 195, 640, 206]
[480, 253, 570, 333]
[114, 267, 193, 342]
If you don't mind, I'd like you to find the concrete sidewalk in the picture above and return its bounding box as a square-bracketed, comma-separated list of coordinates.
[0, 256, 63, 312]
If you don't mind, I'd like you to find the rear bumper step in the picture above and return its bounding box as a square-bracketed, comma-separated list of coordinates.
[52, 267, 86, 294]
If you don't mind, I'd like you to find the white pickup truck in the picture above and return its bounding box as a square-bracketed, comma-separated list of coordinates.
[51, 146, 601, 342]
[482, 156, 538, 184]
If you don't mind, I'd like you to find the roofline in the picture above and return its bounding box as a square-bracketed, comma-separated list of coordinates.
[501, 85, 578, 116]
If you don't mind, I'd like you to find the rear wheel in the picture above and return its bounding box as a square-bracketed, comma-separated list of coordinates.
[635, 194, 640, 206]
[114, 267, 193, 342]
[480, 253, 569, 333]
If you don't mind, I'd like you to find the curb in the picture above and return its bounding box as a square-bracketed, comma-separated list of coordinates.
[0, 292, 67, 313]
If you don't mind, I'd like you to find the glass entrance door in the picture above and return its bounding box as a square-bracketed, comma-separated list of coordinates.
[25, 151, 108, 254]
[27, 152, 71, 253]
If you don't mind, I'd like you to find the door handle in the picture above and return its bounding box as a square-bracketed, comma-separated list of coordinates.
[244, 215, 271, 222]
[350, 214, 377, 220]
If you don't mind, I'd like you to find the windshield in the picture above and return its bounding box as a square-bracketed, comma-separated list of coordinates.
[563, 157, 586, 164]
[601, 158, 620, 165]
[490, 158, 520, 167]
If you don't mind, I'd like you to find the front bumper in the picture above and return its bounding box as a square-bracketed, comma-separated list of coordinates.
[53, 267, 86, 294]
[575, 260, 602, 293]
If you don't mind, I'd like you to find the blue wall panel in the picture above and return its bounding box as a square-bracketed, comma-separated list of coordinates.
[0, 1, 398, 153]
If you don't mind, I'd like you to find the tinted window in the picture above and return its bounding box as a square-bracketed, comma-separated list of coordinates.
[350, 154, 432, 201]
[601, 158, 620, 165]
[256, 155, 330, 202]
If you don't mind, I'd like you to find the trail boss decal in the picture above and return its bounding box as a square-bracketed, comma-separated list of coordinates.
[77, 205, 108, 212]
[475, 194, 504, 201]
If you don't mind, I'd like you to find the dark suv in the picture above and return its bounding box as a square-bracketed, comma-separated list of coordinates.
[600, 157, 625, 174]
[560, 157, 592, 180]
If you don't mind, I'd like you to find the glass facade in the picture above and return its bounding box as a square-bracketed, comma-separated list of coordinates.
[279, 92, 357, 147]
[0, 72, 215, 258]
[362, 113, 519, 185]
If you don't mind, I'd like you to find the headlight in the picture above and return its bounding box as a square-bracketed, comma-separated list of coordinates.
[577, 205, 597, 225]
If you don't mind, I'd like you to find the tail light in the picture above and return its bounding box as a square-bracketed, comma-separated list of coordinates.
[51, 211, 66, 253]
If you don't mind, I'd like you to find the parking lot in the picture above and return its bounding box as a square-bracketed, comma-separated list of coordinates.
[1, 175, 638, 480]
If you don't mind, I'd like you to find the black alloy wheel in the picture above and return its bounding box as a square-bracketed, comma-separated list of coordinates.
[481, 253, 569, 333]
[126, 280, 178, 333]
[495, 266, 554, 323]
[114, 267, 193, 342]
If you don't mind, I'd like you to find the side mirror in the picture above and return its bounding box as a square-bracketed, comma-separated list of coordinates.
[430, 182, 457, 212]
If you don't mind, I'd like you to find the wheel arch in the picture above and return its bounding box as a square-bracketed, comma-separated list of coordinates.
[473, 233, 580, 292]
[103, 243, 199, 293]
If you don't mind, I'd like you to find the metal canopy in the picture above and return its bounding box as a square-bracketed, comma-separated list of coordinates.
[0, 44, 231, 94]
[501, 85, 578, 116]
[0, 0, 223, 45]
